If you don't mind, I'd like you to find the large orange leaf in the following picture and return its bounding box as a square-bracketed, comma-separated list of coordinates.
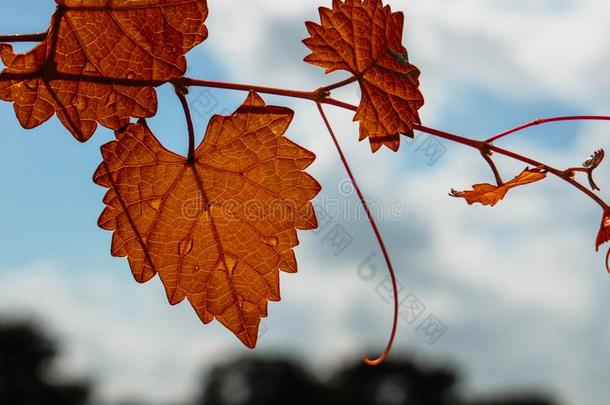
[451, 168, 547, 207]
[94, 92, 321, 347]
[0, 0, 208, 141]
[303, 0, 424, 152]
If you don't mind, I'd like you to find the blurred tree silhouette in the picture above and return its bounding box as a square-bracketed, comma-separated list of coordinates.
[328, 358, 459, 405]
[469, 397, 557, 405]
[0, 318, 560, 405]
[196, 354, 558, 405]
[0, 320, 90, 405]
[198, 357, 326, 405]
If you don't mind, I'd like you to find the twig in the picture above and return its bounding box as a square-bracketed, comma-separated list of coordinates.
[317, 75, 358, 93]
[481, 149, 504, 186]
[486, 116, 610, 143]
[0, 32, 47, 42]
[173, 85, 196, 162]
[178, 77, 328, 102]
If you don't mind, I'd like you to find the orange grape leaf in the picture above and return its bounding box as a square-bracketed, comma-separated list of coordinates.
[93, 92, 321, 347]
[303, 0, 424, 152]
[0, 0, 208, 141]
[451, 168, 547, 207]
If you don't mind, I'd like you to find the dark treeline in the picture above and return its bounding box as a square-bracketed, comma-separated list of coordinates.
[197, 357, 557, 405]
[0, 321, 89, 405]
[0, 320, 559, 405]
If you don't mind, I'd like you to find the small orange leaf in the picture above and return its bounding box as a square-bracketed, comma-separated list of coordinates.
[0, 0, 208, 141]
[451, 168, 547, 207]
[303, 0, 424, 152]
[94, 92, 321, 347]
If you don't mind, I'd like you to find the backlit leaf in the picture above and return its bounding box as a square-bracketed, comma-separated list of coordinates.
[0, 0, 208, 141]
[303, 0, 424, 152]
[451, 168, 547, 207]
[94, 92, 321, 347]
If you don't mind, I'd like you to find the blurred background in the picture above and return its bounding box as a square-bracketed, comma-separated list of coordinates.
[0, 0, 609, 404]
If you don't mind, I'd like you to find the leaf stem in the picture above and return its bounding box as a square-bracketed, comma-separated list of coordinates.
[0, 32, 47, 42]
[486, 116, 610, 143]
[316, 102, 399, 367]
[179, 77, 361, 112]
[481, 149, 504, 186]
[173, 85, 196, 162]
[179, 77, 328, 101]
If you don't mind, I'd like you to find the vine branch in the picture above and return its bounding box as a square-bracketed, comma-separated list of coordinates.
[1, 65, 608, 154]
[486, 116, 610, 143]
[0, 68, 607, 239]
[0, 67, 607, 226]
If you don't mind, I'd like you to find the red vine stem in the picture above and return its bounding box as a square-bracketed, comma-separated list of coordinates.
[3, 63, 606, 157]
[316, 102, 399, 367]
[0, 32, 47, 42]
[176, 78, 361, 113]
[486, 116, 610, 143]
[178, 77, 329, 102]
[1, 32, 609, 156]
[317, 75, 359, 93]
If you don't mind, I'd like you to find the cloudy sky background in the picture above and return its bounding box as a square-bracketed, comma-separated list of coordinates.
[1, 0, 609, 404]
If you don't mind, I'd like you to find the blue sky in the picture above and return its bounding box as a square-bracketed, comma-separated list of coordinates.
[1, 1, 610, 404]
